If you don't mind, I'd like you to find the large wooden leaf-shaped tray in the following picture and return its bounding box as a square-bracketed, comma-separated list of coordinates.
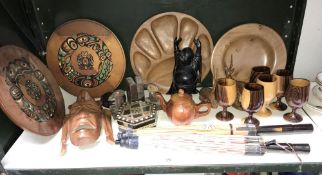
[0, 45, 65, 136]
[130, 12, 214, 93]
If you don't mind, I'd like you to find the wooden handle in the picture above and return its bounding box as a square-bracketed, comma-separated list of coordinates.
[195, 102, 211, 118]
[257, 124, 313, 134]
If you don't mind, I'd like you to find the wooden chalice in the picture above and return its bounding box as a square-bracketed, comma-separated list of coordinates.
[255, 74, 277, 117]
[215, 78, 236, 121]
[241, 83, 264, 128]
[270, 69, 293, 111]
[283, 78, 310, 123]
[249, 66, 271, 83]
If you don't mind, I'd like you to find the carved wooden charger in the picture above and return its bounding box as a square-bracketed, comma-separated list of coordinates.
[0, 45, 65, 136]
[130, 12, 214, 93]
[211, 23, 287, 82]
[46, 19, 126, 97]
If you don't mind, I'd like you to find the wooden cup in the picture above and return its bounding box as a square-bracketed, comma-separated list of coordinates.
[249, 66, 271, 83]
[270, 69, 293, 111]
[241, 83, 264, 128]
[255, 74, 277, 117]
[283, 78, 310, 123]
[215, 78, 237, 121]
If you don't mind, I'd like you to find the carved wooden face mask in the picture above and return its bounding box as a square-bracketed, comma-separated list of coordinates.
[61, 90, 114, 155]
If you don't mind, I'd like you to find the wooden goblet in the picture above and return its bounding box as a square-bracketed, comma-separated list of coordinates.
[270, 69, 293, 111]
[283, 78, 310, 123]
[249, 66, 270, 83]
[215, 78, 236, 121]
[255, 74, 277, 117]
[241, 83, 264, 128]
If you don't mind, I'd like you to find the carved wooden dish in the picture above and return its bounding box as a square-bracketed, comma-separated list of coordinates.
[130, 12, 213, 93]
[46, 19, 126, 97]
[211, 23, 287, 82]
[0, 45, 65, 136]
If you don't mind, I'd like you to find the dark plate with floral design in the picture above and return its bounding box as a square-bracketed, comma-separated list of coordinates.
[46, 19, 126, 97]
[0, 45, 65, 136]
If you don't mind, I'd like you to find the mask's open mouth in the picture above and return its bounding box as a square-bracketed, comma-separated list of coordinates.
[73, 123, 96, 133]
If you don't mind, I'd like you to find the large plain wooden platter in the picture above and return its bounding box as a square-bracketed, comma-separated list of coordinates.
[211, 23, 287, 82]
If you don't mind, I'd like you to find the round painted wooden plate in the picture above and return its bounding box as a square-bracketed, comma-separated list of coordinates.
[46, 19, 126, 97]
[211, 23, 287, 82]
[0, 45, 65, 136]
[130, 12, 214, 93]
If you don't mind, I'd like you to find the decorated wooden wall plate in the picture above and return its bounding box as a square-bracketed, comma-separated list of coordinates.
[0, 45, 65, 136]
[46, 19, 126, 97]
[130, 12, 214, 93]
[211, 23, 287, 82]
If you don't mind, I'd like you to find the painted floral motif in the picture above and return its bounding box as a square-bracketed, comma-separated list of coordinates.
[58, 33, 113, 88]
[77, 51, 94, 70]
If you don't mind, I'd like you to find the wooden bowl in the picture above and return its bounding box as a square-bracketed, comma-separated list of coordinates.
[130, 12, 213, 93]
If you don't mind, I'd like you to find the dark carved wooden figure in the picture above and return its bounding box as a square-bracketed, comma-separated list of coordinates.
[61, 90, 114, 155]
[168, 37, 201, 94]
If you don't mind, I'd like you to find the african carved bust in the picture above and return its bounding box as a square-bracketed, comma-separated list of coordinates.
[61, 90, 114, 155]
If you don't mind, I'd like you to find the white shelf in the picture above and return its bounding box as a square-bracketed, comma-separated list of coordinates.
[2, 88, 322, 171]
